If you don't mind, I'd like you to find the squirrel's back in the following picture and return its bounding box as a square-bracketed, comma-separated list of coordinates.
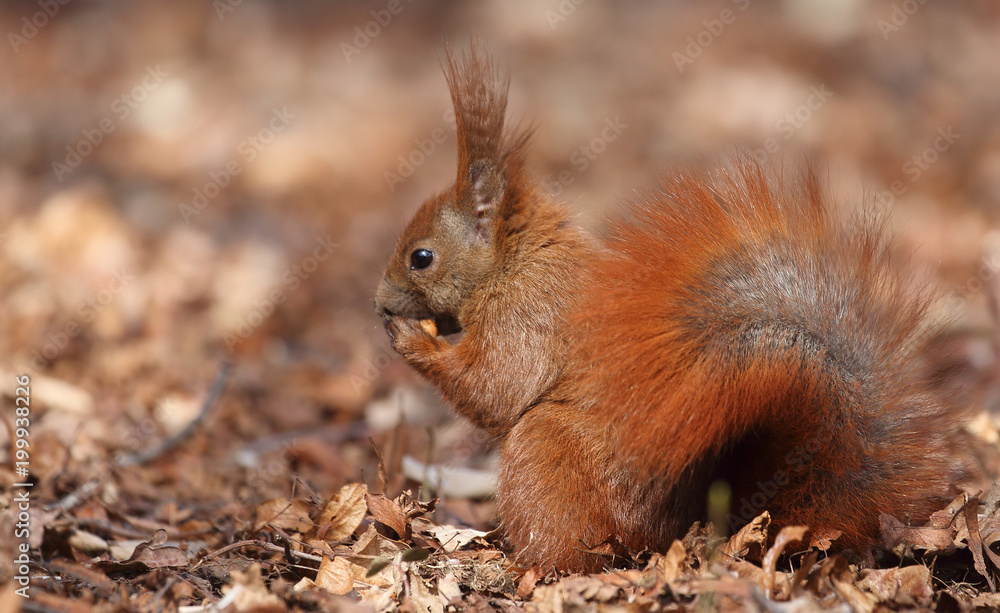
[500, 158, 968, 568]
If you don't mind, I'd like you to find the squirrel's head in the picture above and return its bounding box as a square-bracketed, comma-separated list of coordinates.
[375, 42, 531, 334]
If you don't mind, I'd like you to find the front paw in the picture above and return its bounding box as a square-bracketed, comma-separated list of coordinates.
[384, 316, 441, 362]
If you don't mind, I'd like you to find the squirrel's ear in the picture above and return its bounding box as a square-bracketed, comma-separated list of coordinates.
[443, 39, 530, 241]
[466, 159, 504, 241]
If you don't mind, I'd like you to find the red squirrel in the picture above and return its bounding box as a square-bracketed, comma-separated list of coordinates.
[374, 45, 969, 572]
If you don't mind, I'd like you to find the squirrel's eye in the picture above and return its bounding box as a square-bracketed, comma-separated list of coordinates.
[410, 248, 434, 270]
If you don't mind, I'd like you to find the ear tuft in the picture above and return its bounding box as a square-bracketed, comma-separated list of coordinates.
[443, 37, 532, 239]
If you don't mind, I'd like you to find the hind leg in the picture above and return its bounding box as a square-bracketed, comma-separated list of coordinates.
[496, 404, 620, 572]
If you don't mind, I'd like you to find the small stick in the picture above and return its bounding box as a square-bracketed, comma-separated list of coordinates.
[193, 538, 325, 570]
[116, 361, 231, 466]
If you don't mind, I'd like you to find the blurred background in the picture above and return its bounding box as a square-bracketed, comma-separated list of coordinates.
[2, 0, 1000, 533]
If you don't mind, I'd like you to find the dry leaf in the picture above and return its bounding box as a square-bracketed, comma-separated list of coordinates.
[68, 530, 110, 555]
[880, 512, 958, 556]
[366, 492, 410, 540]
[49, 559, 116, 594]
[316, 482, 368, 542]
[89, 529, 188, 573]
[365, 490, 436, 542]
[406, 567, 447, 613]
[721, 511, 770, 561]
[348, 524, 407, 589]
[437, 572, 462, 603]
[964, 493, 996, 590]
[762, 525, 807, 599]
[858, 566, 933, 605]
[315, 555, 356, 595]
[651, 540, 687, 586]
[424, 524, 490, 553]
[255, 498, 313, 533]
[222, 564, 286, 613]
[516, 565, 540, 600]
[807, 527, 841, 551]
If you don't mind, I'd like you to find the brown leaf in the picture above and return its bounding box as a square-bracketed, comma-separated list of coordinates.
[395, 490, 437, 521]
[255, 498, 313, 534]
[789, 550, 818, 597]
[542, 576, 624, 604]
[516, 565, 540, 600]
[365, 490, 436, 542]
[857, 566, 933, 605]
[49, 559, 116, 594]
[222, 564, 286, 612]
[964, 492, 996, 591]
[352, 523, 408, 558]
[316, 482, 368, 542]
[423, 524, 489, 553]
[880, 513, 957, 556]
[721, 511, 769, 562]
[347, 524, 408, 588]
[762, 525, 807, 599]
[831, 573, 877, 613]
[973, 593, 1000, 609]
[807, 527, 842, 551]
[131, 542, 188, 568]
[88, 529, 188, 573]
[67, 529, 110, 555]
[315, 555, 356, 595]
[406, 567, 450, 613]
[366, 492, 410, 540]
[578, 534, 634, 568]
[651, 539, 688, 586]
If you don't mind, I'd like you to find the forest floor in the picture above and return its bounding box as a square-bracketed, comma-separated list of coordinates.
[3, 1, 1000, 611]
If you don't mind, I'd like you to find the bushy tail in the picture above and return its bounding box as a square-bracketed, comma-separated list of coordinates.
[572, 155, 970, 553]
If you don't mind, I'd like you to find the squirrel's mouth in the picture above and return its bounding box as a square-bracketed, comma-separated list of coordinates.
[434, 313, 462, 336]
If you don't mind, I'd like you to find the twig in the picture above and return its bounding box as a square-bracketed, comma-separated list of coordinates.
[230, 422, 367, 462]
[193, 538, 325, 570]
[45, 479, 102, 513]
[195, 539, 268, 565]
[116, 361, 231, 466]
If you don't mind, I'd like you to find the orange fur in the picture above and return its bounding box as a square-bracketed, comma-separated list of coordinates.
[375, 44, 968, 572]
